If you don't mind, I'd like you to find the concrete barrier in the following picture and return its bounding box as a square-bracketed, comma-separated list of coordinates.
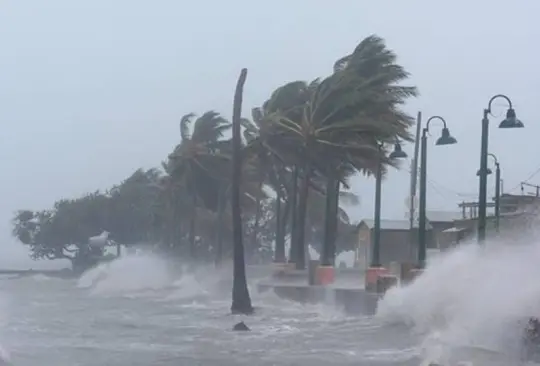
[334, 288, 380, 315]
[257, 283, 381, 315]
[272, 268, 308, 282]
[272, 265, 363, 284]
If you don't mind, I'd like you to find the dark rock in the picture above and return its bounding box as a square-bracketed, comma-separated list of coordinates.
[233, 321, 250, 331]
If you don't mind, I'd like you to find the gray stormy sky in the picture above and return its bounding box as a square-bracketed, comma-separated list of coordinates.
[1, 0, 539, 267]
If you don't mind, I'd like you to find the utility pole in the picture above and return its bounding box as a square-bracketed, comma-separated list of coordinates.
[408, 112, 422, 260]
[521, 182, 540, 197]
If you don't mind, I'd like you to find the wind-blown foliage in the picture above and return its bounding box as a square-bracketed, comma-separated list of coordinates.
[11, 34, 416, 281]
[241, 35, 417, 269]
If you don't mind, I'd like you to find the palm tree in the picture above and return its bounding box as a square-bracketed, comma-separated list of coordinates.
[318, 35, 418, 267]
[231, 68, 254, 315]
[241, 107, 291, 263]
[153, 161, 190, 255]
[167, 111, 231, 259]
[264, 35, 417, 270]
[243, 81, 317, 267]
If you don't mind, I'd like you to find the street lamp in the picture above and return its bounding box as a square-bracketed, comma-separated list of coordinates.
[476, 153, 501, 232]
[418, 116, 457, 269]
[477, 95, 523, 243]
[490, 154, 502, 232]
[370, 141, 408, 267]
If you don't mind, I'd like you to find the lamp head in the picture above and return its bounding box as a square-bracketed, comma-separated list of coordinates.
[436, 128, 458, 145]
[389, 142, 408, 159]
[499, 108, 524, 128]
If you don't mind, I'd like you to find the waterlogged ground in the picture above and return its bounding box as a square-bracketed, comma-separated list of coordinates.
[0, 272, 419, 365]
[0, 245, 538, 366]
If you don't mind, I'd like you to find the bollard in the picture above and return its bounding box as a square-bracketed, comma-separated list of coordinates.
[315, 265, 335, 285]
[365, 267, 390, 292]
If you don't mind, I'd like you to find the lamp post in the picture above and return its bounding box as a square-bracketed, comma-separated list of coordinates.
[418, 116, 457, 269]
[476, 153, 501, 232]
[491, 154, 501, 232]
[477, 95, 523, 243]
[370, 141, 408, 268]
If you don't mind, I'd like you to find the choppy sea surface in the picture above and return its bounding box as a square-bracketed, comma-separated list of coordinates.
[1, 242, 539, 366]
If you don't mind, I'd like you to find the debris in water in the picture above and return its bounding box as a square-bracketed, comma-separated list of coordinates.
[233, 321, 250, 331]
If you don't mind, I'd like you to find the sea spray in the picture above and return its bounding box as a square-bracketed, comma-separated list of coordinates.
[377, 239, 540, 360]
[77, 253, 173, 294]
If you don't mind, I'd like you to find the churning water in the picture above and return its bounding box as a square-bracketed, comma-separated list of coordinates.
[378, 239, 540, 365]
[0, 242, 538, 365]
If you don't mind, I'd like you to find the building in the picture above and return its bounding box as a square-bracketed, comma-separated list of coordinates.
[427, 210, 466, 249]
[354, 219, 434, 268]
[499, 193, 540, 214]
[444, 193, 540, 243]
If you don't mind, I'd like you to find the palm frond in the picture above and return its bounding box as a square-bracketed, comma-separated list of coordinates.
[191, 110, 230, 143]
[180, 113, 195, 141]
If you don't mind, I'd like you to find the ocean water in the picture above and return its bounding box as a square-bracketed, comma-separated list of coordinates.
[0, 243, 537, 366]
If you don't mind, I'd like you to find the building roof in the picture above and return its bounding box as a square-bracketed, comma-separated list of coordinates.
[358, 219, 433, 231]
[454, 210, 536, 222]
[426, 210, 463, 223]
[442, 226, 468, 233]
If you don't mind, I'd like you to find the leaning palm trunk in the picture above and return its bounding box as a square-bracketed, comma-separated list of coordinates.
[230, 68, 253, 315]
[288, 166, 299, 264]
[295, 162, 311, 270]
[277, 195, 291, 261]
[215, 185, 226, 266]
[188, 192, 197, 259]
[274, 190, 286, 262]
[250, 177, 264, 263]
[321, 176, 340, 266]
[171, 200, 182, 257]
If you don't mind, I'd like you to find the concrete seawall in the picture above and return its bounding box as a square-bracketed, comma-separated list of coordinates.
[256, 283, 381, 315]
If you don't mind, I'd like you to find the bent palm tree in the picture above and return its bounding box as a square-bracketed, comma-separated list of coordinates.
[167, 111, 231, 259]
[267, 35, 418, 270]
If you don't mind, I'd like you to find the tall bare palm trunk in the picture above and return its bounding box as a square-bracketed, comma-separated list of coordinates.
[230, 68, 253, 315]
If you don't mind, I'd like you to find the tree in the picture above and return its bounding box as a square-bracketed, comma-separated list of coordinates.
[261, 35, 417, 270]
[107, 168, 163, 245]
[167, 111, 232, 259]
[230, 68, 254, 315]
[318, 35, 418, 267]
[11, 169, 166, 272]
[12, 193, 110, 273]
[10, 34, 417, 292]
[243, 81, 315, 266]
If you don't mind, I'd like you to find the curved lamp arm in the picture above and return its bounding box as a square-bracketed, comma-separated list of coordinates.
[486, 94, 513, 116]
[487, 153, 499, 165]
[425, 115, 448, 132]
